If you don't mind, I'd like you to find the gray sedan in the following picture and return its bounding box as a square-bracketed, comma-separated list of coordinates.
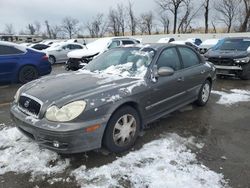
[10, 44, 216, 154]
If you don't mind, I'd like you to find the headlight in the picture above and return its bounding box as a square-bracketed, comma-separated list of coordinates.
[14, 86, 23, 103]
[45, 101, 86, 122]
[234, 57, 250, 63]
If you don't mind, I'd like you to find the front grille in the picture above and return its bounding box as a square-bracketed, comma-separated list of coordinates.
[18, 95, 41, 116]
[208, 57, 234, 66]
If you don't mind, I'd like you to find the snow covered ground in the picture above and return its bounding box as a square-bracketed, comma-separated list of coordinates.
[212, 89, 250, 106]
[0, 125, 227, 188]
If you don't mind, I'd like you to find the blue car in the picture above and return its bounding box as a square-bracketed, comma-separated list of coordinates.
[0, 41, 51, 83]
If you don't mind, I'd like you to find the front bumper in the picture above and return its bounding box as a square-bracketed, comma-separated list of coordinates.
[215, 65, 243, 76]
[10, 104, 109, 154]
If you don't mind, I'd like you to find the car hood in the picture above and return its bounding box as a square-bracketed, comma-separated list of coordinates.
[205, 50, 249, 59]
[22, 71, 144, 105]
[67, 48, 100, 59]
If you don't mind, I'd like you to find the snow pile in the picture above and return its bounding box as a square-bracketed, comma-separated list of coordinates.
[0, 127, 70, 179]
[212, 89, 250, 106]
[72, 134, 226, 188]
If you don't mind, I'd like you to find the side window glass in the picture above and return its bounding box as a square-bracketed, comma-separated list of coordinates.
[0, 45, 23, 55]
[122, 40, 135, 45]
[108, 41, 121, 49]
[179, 47, 200, 68]
[157, 48, 181, 71]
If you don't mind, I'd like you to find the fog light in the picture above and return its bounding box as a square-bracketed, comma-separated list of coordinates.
[53, 141, 60, 148]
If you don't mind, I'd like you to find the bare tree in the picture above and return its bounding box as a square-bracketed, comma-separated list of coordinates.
[215, 0, 239, 33]
[86, 14, 107, 37]
[117, 4, 126, 36]
[51, 25, 61, 39]
[4, 24, 15, 34]
[61, 17, 79, 39]
[159, 12, 170, 34]
[34, 21, 41, 35]
[140, 11, 154, 35]
[127, 1, 137, 35]
[203, 0, 211, 33]
[108, 8, 120, 36]
[45, 20, 52, 38]
[27, 24, 35, 35]
[156, 0, 186, 34]
[239, 0, 250, 32]
[178, 0, 201, 33]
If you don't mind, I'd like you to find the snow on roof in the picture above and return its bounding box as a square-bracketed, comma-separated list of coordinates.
[201, 39, 219, 46]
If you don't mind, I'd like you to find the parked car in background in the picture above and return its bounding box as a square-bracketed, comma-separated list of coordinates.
[199, 39, 220, 54]
[171, 40, 199, 51]
[11, 44, 216, 154]
[186, 38, 203, 46]
[44, 42, 85, 64]
[0, 41, 51, 83]
[66, 37, 140, 71]
[40, 40, 61, 46]
[205, 37, 250, 80]
[157, 37, 175, 43]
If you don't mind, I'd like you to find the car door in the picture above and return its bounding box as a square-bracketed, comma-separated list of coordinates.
[146, 47, 187, 119]
[177, 46, 207, 100]
[58, 44, 71, 62]
[0, 45, 24, 82]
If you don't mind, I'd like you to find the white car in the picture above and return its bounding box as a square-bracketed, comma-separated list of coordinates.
[186, 38, 203, 46]
[199, 39, 220, 54]
[45, 42, 85, 64]
[66, 37, 140, 70]
[157, 37, 175, 43]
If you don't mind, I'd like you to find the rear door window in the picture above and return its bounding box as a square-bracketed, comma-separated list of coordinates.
[178, 47, 200, 68]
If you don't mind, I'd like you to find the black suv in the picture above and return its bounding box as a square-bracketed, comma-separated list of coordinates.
[204, 37, 250, 80]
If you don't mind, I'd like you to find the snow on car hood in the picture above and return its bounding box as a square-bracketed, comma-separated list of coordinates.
[67, 38, 111, 58]
[21, 70, 146, 105]
[67, 48, 100, 58]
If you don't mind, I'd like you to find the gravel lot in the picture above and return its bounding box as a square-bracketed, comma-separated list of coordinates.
[0, 65, 249, 188]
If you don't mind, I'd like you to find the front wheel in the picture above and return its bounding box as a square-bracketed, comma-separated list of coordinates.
[240, 63, 250, 80]
[103, 106, 140, 153]
[196, 80, 211, 106]
[49, 56, 56, 65]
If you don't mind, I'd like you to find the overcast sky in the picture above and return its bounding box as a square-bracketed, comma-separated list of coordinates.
[0, 0, 156, 33]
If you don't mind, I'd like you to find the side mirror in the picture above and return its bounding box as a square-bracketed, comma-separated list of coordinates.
[158, 67, 175, 77]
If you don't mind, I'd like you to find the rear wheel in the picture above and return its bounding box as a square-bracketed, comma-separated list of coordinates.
[18, 65, 38, 83]
[196, 80, 211, 106]
[240, 63, 250, 80]
[103, 106, 140, 153]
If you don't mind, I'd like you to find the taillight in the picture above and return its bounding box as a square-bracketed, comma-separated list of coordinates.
[42, 55, 48, 61]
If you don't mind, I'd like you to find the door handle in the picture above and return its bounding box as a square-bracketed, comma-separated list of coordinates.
[177, 77, 184, 82]
[201, 70, 206, 74]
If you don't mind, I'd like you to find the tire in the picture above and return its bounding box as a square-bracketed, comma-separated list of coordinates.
[49, 56, 56, 65]
[103, 106, 140, 153]
[196, 80, 211, 106]
[240, 63, 250, 80]
[18, 65, 38, 84]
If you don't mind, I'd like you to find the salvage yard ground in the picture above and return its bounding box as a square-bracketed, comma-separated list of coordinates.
[0, 65, 250, 188]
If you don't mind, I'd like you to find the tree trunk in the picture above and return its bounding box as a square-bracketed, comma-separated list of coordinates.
[173, 8, 178, 34]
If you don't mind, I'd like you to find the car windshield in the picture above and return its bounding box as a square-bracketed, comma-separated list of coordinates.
[84, 47, 155, 78]
[214, 38, 250, 51]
